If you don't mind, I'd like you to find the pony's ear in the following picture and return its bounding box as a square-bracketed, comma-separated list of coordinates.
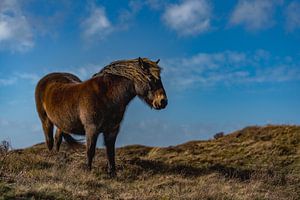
[138, 57, 144, 68]
[156, 59, 160, 64]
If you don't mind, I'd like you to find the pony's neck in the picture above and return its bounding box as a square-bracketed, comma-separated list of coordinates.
[95, 74, 136, 107]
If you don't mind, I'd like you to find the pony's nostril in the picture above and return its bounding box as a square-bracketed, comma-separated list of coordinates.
[160, 99, 168, 107]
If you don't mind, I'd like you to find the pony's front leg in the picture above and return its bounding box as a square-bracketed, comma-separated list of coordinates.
[104, 126, 119, 177]
[85, 126, 99, 171]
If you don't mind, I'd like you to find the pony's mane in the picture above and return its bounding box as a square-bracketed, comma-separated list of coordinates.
[93, 58, 161, 85]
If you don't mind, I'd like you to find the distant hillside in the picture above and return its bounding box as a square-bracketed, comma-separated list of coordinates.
[0, 125, 299, 200]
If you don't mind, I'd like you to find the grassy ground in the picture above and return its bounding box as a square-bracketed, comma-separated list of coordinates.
[0, 125, 299, 199]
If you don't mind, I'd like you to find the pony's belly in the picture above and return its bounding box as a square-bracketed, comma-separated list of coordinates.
[43, 102, 85, 134]
[48, 115, 85, 135]
[60, 124, 85, 135]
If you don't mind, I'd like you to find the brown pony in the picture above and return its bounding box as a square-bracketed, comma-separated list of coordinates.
[35, 57, 168, 177]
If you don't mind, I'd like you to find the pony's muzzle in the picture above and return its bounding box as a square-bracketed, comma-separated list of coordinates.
[153, 97, 168, 110]
[150, 88, 168, 110]
[160, 98, 168, 109]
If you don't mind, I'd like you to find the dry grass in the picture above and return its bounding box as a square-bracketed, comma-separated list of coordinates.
[0, 125, 299, 199]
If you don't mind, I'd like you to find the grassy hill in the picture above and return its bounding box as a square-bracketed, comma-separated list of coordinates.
[0, 125, 299, 199]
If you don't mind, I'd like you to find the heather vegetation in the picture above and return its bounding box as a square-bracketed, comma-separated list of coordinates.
[0, 125, 299, 199]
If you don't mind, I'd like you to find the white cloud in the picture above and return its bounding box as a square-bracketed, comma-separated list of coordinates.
[162, 0, 212, 36]
[285, 1, 300, 32]
[164, 50, 300, 89]
[0, 0, 33, 52]
[81, 5, 113, 40]
[230, 0, 282, 31]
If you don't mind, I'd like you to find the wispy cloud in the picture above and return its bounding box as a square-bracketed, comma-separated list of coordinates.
[15, 72, 39, 83]
[67, 63, 104, 80]
[144, 0, 169, 10]
[81, 2, 143, 41]
[0, 0, 33, 52]
[284, 1, 300, 32]
[0, 62, 108, 88]
[229, 0, 282, 31]
[0, 77, 17, 86]
[162, 0, 212, 36]
[0, 72, 39, 87]
[164, 50, 300, 89]
[81, 5, 113, 40]
[127, 0, 171, 11]
[116, 1, 144, 30]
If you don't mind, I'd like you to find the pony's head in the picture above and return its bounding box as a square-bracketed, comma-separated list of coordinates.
[96, 57, 168, 110]
[134, 57, 168, 110]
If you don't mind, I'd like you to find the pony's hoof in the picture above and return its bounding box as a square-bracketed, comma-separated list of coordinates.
[47, 144, 54, 151]
[108, 171, 116, 178]
[82, 164, 92, 172]
[46, 140, 54, 151]
[87, 166, 92, 172]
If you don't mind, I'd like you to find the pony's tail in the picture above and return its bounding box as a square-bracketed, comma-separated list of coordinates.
[62, 133, 83, 149]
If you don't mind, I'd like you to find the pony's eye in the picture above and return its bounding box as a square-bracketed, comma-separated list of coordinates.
[149, 78, 157, 89]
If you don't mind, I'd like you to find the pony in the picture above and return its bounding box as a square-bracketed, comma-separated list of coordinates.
[35, 57, 168, 177]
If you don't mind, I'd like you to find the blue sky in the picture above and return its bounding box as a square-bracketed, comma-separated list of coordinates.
[0, 0, 300, 148]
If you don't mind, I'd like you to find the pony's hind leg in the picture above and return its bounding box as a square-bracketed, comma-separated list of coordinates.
[42, 118, 54, 150]
[55, 128, 63, 152]
[85, 126, 99, 171]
